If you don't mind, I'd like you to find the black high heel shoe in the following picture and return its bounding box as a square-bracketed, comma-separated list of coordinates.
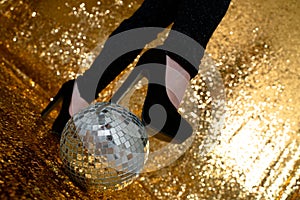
[41, 79, 75, 136]
[111, 49, 193, 144]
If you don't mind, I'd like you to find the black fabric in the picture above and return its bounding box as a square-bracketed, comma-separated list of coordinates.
[77, 0, 231, 102]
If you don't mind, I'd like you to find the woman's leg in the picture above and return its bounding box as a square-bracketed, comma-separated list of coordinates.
[163, 0, 232, 77]
[162, 0, 231, 108]
[76, 0, 180, 103]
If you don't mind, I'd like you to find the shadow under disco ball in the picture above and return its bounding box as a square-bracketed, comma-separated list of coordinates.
[60, 102, 149, 191]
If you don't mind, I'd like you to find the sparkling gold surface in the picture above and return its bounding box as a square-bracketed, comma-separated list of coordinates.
[0, 0, 299, 199]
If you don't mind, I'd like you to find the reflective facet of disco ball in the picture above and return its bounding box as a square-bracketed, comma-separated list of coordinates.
[60, 102, 149, 191]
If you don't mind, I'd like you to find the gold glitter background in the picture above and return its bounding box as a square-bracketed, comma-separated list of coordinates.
[0, 0, 299, 199]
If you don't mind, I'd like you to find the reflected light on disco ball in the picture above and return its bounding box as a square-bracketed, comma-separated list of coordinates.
[60, 102, 149, 191]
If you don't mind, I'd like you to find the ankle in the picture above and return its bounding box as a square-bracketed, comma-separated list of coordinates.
[166, 55, 190, 109]
[69, 81, 89, 116]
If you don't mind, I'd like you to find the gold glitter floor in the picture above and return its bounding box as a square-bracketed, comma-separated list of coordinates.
[0, 0, 299, 199]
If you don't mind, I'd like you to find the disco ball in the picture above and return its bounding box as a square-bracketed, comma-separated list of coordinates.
[60, 102, 149, 191]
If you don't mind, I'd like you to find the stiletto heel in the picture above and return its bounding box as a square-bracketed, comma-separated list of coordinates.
[41, 79, 75, 136]
[41, 86, 64, 118]
[111, 67, 145, 104]
[111, 49, 193, 144]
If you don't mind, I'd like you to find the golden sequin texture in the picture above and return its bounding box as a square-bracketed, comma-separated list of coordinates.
[0, 0, 299, 199]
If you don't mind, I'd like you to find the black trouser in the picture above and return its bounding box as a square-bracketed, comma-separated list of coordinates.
[77, 0, 231, 102]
